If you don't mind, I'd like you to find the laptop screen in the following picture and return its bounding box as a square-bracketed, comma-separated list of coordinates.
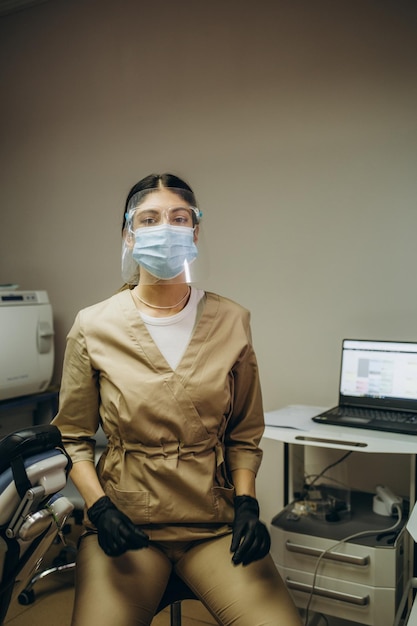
[340, 340, 417, 407]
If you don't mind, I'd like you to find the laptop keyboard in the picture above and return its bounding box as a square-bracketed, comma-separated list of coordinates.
[329, 406, 417, 423]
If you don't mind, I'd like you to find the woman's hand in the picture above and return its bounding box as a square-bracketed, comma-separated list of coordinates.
[87, 496, 149, 557]
[230, 495, 271, 566]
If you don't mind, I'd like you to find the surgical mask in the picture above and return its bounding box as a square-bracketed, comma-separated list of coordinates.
[132, 224, 198, 280]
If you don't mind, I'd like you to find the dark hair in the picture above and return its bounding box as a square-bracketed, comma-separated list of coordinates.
[122, 173, 197, 232]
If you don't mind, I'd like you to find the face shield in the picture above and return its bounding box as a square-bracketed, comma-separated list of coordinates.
[121, 188, 208, 285]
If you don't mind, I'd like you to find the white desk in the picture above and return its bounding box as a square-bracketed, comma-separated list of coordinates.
[264, 404, 417, 454]
[263, 405, 417, 626]
[264, 404, 417, 505]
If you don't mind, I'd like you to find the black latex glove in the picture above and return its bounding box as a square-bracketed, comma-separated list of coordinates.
[230, 495, 271, 566]
[87, 495, 149, 557]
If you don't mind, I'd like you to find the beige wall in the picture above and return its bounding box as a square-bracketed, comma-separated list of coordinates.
[1, 0, 417, 416]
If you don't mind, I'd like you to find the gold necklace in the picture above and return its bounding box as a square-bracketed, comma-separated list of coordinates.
[131, 286, 191, 310]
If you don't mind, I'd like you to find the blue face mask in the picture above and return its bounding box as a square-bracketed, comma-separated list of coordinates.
[132, 224, 198, 280]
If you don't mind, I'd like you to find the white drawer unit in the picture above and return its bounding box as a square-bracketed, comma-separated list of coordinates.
[263, 405, 417, 625]
[271, 492, 408, 626]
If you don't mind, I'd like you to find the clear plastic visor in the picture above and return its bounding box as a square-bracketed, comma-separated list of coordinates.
[121, 188, 207, 286]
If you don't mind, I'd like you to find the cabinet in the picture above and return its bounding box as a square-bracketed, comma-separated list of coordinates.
[263, 405, 417, 626]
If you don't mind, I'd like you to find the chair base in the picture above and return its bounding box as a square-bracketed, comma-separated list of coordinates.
[170, 600, 183, 626]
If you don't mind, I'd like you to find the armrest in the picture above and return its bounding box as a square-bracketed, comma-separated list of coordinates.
[0, 425, 63, 474]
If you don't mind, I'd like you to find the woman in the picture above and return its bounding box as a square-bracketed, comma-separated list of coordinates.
[53, 173, 301, 626]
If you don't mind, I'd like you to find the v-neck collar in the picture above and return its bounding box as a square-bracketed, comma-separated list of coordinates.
[117, 288, 220, 376]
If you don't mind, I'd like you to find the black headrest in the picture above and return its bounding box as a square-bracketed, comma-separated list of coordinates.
[0, 425, 63, 475]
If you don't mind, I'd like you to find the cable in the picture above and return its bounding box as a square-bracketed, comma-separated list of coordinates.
[304, 612, 329, 626]
[301, 450, 353, 521]
[304, 450, 353, 492]
[303, 503, 403, 626]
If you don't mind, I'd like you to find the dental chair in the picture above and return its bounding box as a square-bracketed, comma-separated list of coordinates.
[17, 428, 107, 604]
[0, 425, 73, 625]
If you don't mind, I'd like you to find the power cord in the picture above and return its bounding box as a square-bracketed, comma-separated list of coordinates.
[300, 450, 353, 522]
[303, 612, 329, 626]
[303, 503, 403, 626]
[304, 450, 353, 492]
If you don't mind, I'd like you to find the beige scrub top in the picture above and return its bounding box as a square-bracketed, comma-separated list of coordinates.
[53, 290, 265, 541]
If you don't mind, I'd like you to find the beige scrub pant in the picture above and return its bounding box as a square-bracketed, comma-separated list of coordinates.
[71, 533, 302, 626]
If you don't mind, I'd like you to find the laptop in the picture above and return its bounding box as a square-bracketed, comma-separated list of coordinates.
[312, 339, 417, 435]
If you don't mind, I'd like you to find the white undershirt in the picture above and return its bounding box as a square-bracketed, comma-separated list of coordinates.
[139, 287, 205, 370]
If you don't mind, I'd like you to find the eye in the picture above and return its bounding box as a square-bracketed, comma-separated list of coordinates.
[134, 210, 161, 227]
[172, 215, 188, 224]
[141, 216, 157, 226]
[169, 208, 193, 226]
